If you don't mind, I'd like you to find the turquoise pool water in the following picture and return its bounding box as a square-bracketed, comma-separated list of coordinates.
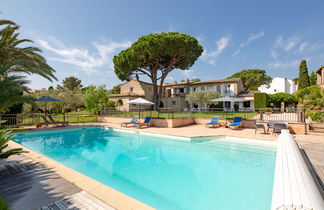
[13, 127, 276, 210]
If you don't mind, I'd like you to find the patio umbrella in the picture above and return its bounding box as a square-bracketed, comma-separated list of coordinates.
[36, 96, 63, 114]
[127, 98, 154, 119]
[211, 96, 246, 102]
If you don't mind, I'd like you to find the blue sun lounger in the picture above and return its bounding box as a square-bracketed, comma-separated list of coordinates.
[135, 117, 152, 128]
[206, 116, 220, 128]
[121, 116, 139, 127]
[229, 117, 242, 129]
[48, 115, 68, 126]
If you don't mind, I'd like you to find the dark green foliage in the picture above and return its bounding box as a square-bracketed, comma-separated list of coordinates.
[62, 76, 82, 90]
[191, 78, 201, 82]
[298, 60, 310, 89]
[269, 93, 296, 104]
[293, 78, 298, 85]
[309, 72, 317, 86]
[234, 103, 239, 111]
[113, 32, 203, 109]
[0, 196, 9, 210]
[254, 93, 269, 108]
[109, 84, 121, 94]
[228, 69, 272, 91]
[0, 130, 27, 159]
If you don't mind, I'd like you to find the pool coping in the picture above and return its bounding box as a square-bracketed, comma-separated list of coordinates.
[9, 126, 278, 209]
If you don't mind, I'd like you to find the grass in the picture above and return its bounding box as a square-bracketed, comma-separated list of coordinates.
[106, 111, 258, 119]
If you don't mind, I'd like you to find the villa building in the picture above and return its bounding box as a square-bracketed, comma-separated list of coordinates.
[111, 77, 255, 111]
[161, 78, 253, 111]
[317, 65, 324, 89]
[258, 77, 297, 94]
[109, 79, 155, 111]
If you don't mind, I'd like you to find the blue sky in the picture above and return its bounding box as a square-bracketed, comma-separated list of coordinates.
[2, 0, 324, 90]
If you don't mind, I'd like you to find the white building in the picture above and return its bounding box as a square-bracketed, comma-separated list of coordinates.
[258, 77, 297, 94]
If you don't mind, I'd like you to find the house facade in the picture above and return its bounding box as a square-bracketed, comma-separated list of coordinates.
[110, 77, 256, 111]
[258, 77, 297, 94]
[109, 78, 155, 111]
[317, 65, 324, 89]
[160, 78, 251, 110]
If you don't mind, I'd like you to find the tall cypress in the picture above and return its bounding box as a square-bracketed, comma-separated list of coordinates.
[298, 59, 310, 89]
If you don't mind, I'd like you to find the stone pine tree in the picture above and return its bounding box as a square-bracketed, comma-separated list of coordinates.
[298, 60, 310, 89]
[113, 32, 203, 110]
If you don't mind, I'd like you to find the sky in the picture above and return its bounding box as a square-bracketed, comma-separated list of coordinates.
[2, 0, 324, 90]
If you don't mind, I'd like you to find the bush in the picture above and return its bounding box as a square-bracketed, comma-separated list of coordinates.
[306, 110, 324, 122]
[0, 196, 9, 210]
[254, 93, 269, 108]
[269, 93, 296, 103]
[234, 103, 239, 111]
[295, 86, 321, 101]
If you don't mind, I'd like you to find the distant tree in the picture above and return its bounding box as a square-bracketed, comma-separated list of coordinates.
[298, 60, 310, 89]
[84, 86, 109, 114]
[114, 32, 203, 110]
[48, 86, 54, 91]
[309, 71, 317, 86]
[180, 79, 186, 82]
[191, 78, 201, 82]
[227, 69, 272, 91]
[109, 84, 121, 94]
[62, 76, 82, 90]
[58, 89, 84, 112]
[186, 90, 221, 109]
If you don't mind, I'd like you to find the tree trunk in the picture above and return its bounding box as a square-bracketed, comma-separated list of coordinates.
[151, 77, 158, 111]
[157, 76, 166, 111]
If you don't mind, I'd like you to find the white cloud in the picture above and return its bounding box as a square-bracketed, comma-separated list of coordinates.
[298, 42, 308, 53]
[268, 59, 299, 68]
[233, 31, 264, 56]
[273, 35, 302, 52]
[270, 50, 279, 59]
[201, 35, 231, 65]
[37, 36, 132, 75]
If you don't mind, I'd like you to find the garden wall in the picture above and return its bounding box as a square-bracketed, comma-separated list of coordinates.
[98, 116, 308, 134]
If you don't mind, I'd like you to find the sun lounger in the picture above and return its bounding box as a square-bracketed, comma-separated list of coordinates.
[135, 117, 152, 128]
[255, 122, 266, 134]
[272, 122, 288, 135]
[121, 116, 139, 127]
[229, 117, 242, 129]
[48, 115, 68, 126]
[206, 117, 220, 128]
[39, 116, 59, 127]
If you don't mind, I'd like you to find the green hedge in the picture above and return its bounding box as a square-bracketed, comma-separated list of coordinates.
[254, 93, 269, 108]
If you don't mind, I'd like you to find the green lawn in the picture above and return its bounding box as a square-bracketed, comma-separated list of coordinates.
[105, 111, 258, 119]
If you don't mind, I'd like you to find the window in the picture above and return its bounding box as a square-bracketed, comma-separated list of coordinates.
[172, 101, 176, 105]
[225, 101, 231, 108]
[130, 87, 134, 92]
[243, 101, 250, 108]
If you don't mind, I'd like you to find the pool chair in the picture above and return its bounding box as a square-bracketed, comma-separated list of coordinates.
[121, 116, 139, 127]
[229, 117, 242, 129]
[206, 117, 221, 128]
[135, 117, 152, 128]
[48, 115, 68, 126]
[39, 116, 59, 127]
[272, 122, 288, 135]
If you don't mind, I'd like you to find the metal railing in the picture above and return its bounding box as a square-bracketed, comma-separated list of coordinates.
[0, 113, 98, 127]
[100, 107, 307, 122]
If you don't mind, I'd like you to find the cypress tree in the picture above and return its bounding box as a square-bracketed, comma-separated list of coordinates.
[298, 59, 310, 89]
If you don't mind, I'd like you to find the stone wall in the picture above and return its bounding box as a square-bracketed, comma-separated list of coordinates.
[98, 116, 308, 134]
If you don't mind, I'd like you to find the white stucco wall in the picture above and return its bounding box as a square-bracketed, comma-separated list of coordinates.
[258, 77, 297, 94]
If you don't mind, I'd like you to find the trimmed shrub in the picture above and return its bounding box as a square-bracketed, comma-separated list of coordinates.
[298, 60, 310, 89]
[254, 93, 269, 108]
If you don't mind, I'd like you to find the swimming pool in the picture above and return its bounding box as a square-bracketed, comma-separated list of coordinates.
[13, 127, 276, 210]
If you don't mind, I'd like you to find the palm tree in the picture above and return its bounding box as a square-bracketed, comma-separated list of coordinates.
[0, 130, 27, 159]
[0, 19, 57, 113]
[0, 73, 34, 113]
[0, 20, 57, 81]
